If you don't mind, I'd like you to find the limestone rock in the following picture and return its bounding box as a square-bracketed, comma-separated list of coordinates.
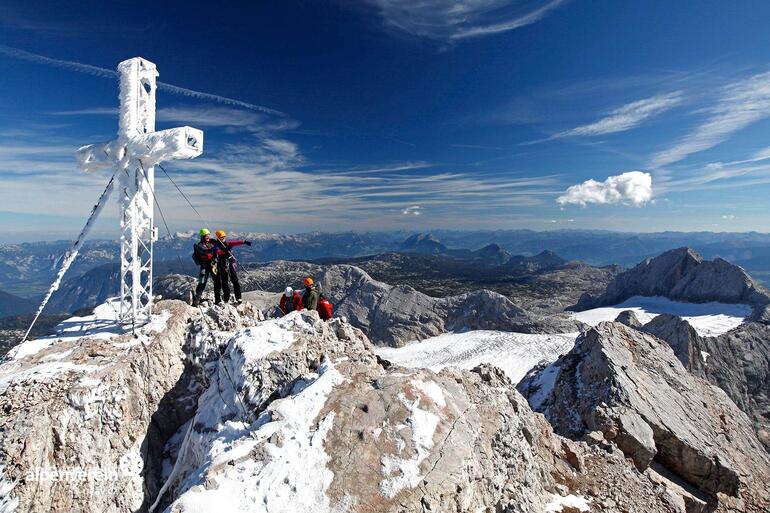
[574, 248, 770, 316]
[615, 309, 643, 328]
[0, 302, 706, 512]
[519, 321, 770, 511]
[156, 311, 678, 513]
[641, 315, 770, 454]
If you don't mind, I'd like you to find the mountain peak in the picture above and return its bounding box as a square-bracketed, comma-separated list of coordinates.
[399, 233, 447, 254]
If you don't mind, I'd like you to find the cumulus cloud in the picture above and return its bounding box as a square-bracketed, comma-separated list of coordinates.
[650, 71, 770, 168]
[362, 0, 565, 41]
[557, 171, 653, 207]
[557, 92, 682, 137]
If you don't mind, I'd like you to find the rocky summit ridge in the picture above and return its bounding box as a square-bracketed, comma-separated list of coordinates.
[0, 299, 749, 513]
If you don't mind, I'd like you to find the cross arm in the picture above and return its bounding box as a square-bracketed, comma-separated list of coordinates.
[75, 126, 203, 172]
[132, 126, 204, 166]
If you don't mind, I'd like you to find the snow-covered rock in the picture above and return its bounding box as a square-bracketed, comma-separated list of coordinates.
[5, 294, 765, 512]
[0, 300, 261, 513]
[154, 311, 681, 513]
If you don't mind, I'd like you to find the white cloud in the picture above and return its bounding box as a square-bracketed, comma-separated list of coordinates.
[557, 92, 682, 137]
[402, 205, 422, 215]
[362, 0, 565, 41]
[722, 214, 736, 220]
[650, 71, 770, 168]
[557, 171, 653, 207]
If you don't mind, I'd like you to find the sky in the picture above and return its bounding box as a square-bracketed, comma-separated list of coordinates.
[3, 1, 770, 240]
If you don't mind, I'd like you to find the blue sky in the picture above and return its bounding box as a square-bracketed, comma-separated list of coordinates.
[3, 1, 770, 240]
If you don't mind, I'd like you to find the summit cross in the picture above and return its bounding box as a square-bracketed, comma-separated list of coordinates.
[76, 57, 204, 326]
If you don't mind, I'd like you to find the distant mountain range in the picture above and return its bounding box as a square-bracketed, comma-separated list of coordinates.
[8, 229, 770, 318]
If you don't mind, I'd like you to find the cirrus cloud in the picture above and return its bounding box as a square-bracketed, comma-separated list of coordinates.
[557, 91, 683, 137]
[557, 171, 653, 207]
[362, 0, 566, 41]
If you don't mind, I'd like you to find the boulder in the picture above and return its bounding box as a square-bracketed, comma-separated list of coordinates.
[642, 314, 705, 371]
[615, 309, 643, 328]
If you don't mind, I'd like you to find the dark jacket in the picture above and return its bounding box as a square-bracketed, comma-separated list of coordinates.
[303, 283, 321, 311]
[193, 240, 219, 267]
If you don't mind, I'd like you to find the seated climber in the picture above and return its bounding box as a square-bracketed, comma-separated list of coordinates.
[279, 286, 303, 315]
[317, 294, 333, 321]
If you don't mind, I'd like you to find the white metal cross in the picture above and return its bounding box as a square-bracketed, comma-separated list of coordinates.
[76, 57, 204, 326]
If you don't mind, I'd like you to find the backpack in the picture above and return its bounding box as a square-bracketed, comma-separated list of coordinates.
[192, 250, 203, 266]
[317, 295, 333, 321]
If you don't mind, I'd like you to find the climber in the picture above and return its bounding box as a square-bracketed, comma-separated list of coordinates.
[212, 230, 252, 304]
[317, 294, 333, 321]
[192, 228, 222, 306]
[279, 286, 303, 315]
[302, 277, 321, 311]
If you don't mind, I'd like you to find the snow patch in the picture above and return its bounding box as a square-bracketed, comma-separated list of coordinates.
[379, 391, 441, 498]
[163, 359, 346, 513]
[8, 299, 171, 361]
[701, 350, 711, 363]
[527, 362, 561, 410]
[0, 362, 99, 394]
[411, 379, 446, 408]
[545, 493, 590, 512]
[376, 330, 578, 383]
[67, 380, 128, 421]
[572, 295, 750, 336]
[0, 465, 18, 513]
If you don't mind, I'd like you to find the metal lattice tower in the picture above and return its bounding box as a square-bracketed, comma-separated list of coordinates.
[76, 57, 204, 326]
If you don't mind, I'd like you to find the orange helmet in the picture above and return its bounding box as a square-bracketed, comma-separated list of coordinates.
[215, 230, 226, 239]
[304, 277, 314, 287]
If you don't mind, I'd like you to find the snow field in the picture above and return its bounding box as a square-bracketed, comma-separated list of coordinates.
[376, 330, 579, 384]
[572, 295, 750, 336]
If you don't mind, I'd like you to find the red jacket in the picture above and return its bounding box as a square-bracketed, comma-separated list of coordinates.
[222, 239, 246, 249]
[279, 291, 303, 315]
[318, 297, 333, 321]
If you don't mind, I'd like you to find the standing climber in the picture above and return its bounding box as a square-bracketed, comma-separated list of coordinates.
[279, 286, 303, 315]
[192, 228, 222, 306]
[302, 277, 320, 311]
[213, 230, 252, 304]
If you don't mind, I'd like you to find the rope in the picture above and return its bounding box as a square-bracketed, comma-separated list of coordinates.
[21, 171, 118, 343]
[157, 163, 207, 224]
[137, 162, 188, 274]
